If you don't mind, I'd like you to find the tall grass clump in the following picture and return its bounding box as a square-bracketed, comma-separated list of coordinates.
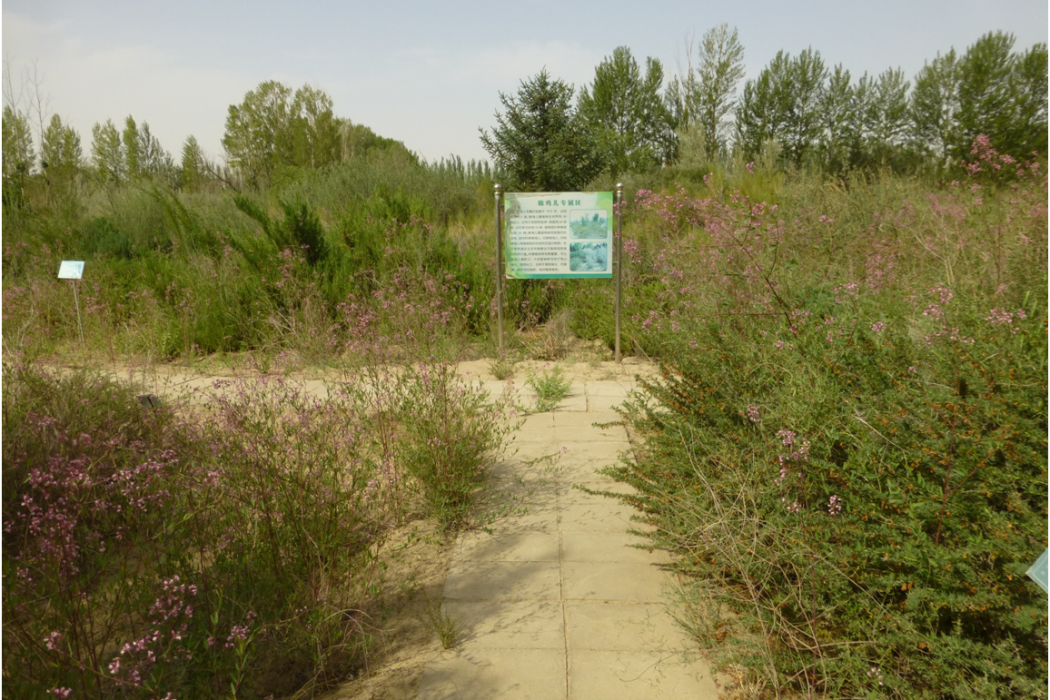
[602, 139, 1048, 698]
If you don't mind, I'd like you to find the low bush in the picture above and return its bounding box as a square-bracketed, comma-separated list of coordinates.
[2, 354, 515, 698]
[602, 141, 1048, 698]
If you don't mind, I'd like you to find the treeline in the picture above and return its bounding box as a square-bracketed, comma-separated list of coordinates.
[1, 76, 493, 212]
[3, 26, 1045, 206]
[482, 27, 1048, 188]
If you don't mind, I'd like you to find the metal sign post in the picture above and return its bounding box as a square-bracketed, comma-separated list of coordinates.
[614, 183, 623, 364]
[494, 184, 504, 355]
[57, 260, 86, 344]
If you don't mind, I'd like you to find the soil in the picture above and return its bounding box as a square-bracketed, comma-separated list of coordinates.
[318, 514, 455, 700]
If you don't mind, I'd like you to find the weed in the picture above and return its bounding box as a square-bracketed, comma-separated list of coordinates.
[526, 365, 572, 412]
[421, 591, 457, 650]
[488, 353, 515, 380]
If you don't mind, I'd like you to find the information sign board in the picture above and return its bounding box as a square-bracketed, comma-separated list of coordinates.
[504, 192, 613, 279]
[57, 260, 85, 280]
[1027, 548, 1048, 593]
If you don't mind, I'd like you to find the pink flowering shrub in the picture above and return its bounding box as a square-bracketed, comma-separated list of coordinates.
[601, 139, 1048, 697]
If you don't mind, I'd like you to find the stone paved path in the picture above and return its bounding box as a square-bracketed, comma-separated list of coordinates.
[417, 379, 719, 700]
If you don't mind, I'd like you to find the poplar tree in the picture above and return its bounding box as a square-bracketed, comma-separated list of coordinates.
[123, 116, 141, 177]
[91, 118, 125, 182]
[910, 50, 960, 163]
[223, 81, 341, 187]
[2, 106, 35, 178]
[737, 48, 826, 167]
[694, 24, 745, 154]
[222, 80, 294, 187]
[956, 31, 1016, 156]
[577, 47, 671, 176]
[180, 135, 206, 191]
[42, 114, 82, 191]
[862, 68, 910, 165]
[817, 65, 857, 173]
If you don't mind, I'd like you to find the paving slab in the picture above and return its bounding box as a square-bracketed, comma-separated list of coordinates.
[562, 561, 670, 602]
[418, 375, 718, 700]
[569, 649, 717, 700]
[447, 600, 565, 650]
[561, 531, 669, 564]
[565, 602, 688, 651]
[552, 410, 623, 428]
[444, 560, 562, 602]
[419, 648, 567, 700]
[454, 531, 561, 562]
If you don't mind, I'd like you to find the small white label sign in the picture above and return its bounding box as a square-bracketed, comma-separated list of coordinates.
[57, 260, 85, 280]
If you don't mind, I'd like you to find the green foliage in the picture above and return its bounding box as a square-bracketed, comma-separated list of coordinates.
[222, 81, 393, 188]
[41, 114, 83, 195]
[577, 46, 673, 177]
[393, 362, 515, 529]
[2, 105, 34, 208]
[179, 136, 206, 191]
[479, 69, 605, 191]
[3, 105, 35, 177]
[91, 118, 125, 183]
[526, 365, 572, 412]
[737, 48, 827, 167]
[666, 24, 746, 159]
[598, 154, 1048, 697]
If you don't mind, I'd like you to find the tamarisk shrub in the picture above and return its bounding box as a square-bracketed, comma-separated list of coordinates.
[603, 139, 1048, 698]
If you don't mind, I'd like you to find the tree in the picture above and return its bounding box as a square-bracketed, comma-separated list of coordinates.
[910, 50, 960, 163]
[222, 80, 294, 187]
[3, 106, 34, 208]
[956, 31, 1016, 157]
[737, 48, 826, 167]
[291, 85, 340, 169]
[42, 114, 82, 193]
[222, 81, 342, 187]
[817, 65, 857, 173]
[136, 121, 173, 178]
[1005, 42, 1047, 156]
[479, 70, 604, 191]
[91, 118, 125, 182]
[180, 135, 206, 191]
[3, 106, 35, 178]
[694, 24, 746, 154]
[862, 68, 910, 165]
[577, 47, 671, 176]
[123, 116, 141, 177]
[785, 48, 827, 167]
[736, 51, 794, 160]
[911, 34, 1047, 165]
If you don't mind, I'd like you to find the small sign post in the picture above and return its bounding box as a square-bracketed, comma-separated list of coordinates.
[494, 184, 504, 355]
[57, 260, 85, 344]
[614, 183, 623, 363]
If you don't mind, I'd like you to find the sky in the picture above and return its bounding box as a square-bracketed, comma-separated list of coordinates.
[3, 0, 1047, 167]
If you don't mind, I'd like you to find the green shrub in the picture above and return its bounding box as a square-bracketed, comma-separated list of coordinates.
[600, 144, 1048, 698]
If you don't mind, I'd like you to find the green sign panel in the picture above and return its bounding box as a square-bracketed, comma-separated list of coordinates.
[1028, 548, 1048, 593]
[504, 192, 614, 279]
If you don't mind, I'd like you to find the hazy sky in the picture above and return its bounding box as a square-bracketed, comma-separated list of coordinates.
[3, 1, 1047, 166]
